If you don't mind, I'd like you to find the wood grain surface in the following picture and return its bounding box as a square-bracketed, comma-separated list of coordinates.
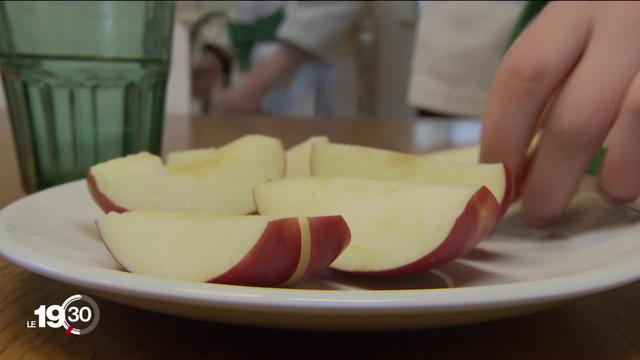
[0, 113, 639, 359]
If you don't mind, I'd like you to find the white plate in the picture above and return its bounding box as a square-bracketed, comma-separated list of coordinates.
[1, 180, 640, 331]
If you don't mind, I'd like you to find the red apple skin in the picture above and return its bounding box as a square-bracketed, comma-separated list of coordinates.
[211, 218, 302, 287]
[87, 171, 128, 214]
[301, 216, 351, 280]
[340, 186, 499, 277]
[213, 216, 350, 286]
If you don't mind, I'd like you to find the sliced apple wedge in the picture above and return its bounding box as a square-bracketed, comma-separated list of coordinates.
[97, 212, 350, 286]
[166, 148, 216, 166]
[285, 136, 329, 178]
[311, 142, 512, 214]
[420, 132, 541, 163]
[254, 178, 499, 275]
[88, 135, 285, 214]
[255, 177, 410, 214]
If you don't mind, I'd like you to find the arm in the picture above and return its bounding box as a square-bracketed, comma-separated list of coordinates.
[218, 1, 363, 114]
[216, 43, 312, 114]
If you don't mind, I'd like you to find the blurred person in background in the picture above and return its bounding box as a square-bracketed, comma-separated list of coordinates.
[191, 1, 362, 117]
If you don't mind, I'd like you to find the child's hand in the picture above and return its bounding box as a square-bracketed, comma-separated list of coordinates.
[480, 2, 640, 225]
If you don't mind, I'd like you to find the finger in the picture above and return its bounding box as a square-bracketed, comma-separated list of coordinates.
[599, 68, 640, 203]
[480, 3, 591, 178]
[522, 13, 640, 224]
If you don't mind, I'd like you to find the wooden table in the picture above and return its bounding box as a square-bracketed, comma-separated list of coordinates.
[1, 113, 639, 359]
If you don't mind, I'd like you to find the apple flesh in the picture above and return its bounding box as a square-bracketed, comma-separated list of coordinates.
[166, 148, 216, 166]
[254, 178, 499, 275]
[285, 136, 329, 178]
[88, 135, 285, 214]
[311, 142, 512, 215]
[420, 133, 541, 199]
[421, 145, 480, 163]
[420, 132, 541, 164]
[97, 212, 350, 287]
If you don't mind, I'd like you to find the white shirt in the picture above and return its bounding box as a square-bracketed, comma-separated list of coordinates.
[408, 1, 525, 117]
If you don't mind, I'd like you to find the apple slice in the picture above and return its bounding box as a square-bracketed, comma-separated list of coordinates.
[97, 212, 350, 286]
[420, 132, 542, 163]
[166, 148, 216, 166]
[255, 177, 411, 213]
[88, 135, 285, 214]
[311, 142, 512, 214]
[421, 145, 479, 163]
[285, 136, 329, 178]
[254, 178, 499, 275]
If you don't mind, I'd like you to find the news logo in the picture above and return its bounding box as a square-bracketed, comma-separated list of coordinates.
[26, 294, 100, 335]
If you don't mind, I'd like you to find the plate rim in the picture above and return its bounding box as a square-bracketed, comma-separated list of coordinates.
[1, 180, 639, 313]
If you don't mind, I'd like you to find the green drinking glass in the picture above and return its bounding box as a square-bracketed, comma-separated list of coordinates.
[0, 1, 175, 192]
